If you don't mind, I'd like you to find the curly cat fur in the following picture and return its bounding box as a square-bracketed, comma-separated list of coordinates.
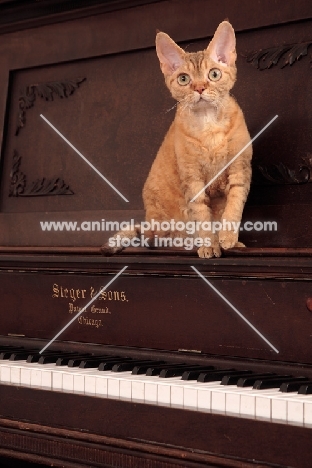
[102, 21, 252, 258]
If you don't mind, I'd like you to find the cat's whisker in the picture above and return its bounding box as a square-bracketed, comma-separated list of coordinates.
[165, 103, 178, 114]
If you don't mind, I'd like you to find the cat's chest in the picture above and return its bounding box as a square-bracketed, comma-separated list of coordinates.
[192, 130, 229, 169]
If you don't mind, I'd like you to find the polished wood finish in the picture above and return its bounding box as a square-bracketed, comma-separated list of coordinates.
[0, 251, 312, 364]
[0, 0, 311, 247]
[0, 0, 312, 466]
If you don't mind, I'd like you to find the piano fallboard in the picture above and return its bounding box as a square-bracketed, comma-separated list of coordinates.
[1, 249, 312, 365]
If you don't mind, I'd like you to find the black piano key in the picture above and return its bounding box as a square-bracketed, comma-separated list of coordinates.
[27, 350, 74, 363]
[298, 383, 312, 395]
[0, 346, 23, 354]
[180, 366, 215, 381]
[0, 351, 16, 360]
[69, 355, 117, 368]
[112, 360, 165, 373]
[56, 354, 95, 366]
[80, 359, 111, 369]
[26, 349, 73, 363]
[81, 357, 131, 369]
[132, 361, 167, 375]
[280, 379, 312, 393]
[197, 369, 236, 383]
[38, 353, 89, 365]
[0, 348, 37, 360]
[146, 363, 187, 377]
[9, 350, 41, 361]
[253, 376, 307, 390]
[98, 358, 138, 371]
[236, 373, 277, 387]
[221, 371, 258, 385]
[160, 365, 216, 379]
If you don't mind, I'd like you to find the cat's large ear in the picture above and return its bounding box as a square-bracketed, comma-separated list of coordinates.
[156, 32, 185, 76]
[207, 21, 236, 66]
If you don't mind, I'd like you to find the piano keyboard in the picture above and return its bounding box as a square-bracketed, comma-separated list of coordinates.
[1, 347, 312, 427]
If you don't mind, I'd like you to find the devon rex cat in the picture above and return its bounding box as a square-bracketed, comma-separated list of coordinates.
[102, 21, 252, 258]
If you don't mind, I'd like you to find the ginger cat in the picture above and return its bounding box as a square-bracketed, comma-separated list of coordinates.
[102, 21, 252, 258]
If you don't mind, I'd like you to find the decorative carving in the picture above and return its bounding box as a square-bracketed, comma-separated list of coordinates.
[9, 151, 74, 197]
[16, 77, 86, 135]
[245, 41, 312, 70]
[9, 151, 26, 196]
[253, 155, 312, 185]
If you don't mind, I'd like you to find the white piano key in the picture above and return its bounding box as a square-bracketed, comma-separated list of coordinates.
[68, 368, 102, 393]
[254, 389, 282, 419]
[52, 369, 64, 390]
[197, 381, 224, 411]
[287, 396, 305, 424]
[271, 395, 287, 422]
[85, 375, 97, 395]
[21, 367, 31, 385]
[201, 383, 248, 415]
[145, 379, 158, 403]
[59, 367, 95, 392]
[131, 379, 145, 402]
[10, 366, 21, 384]
[95, 374, 108, 397]
[240, 387, 274, 417]
[304, 399, 312, 426]
[2, 354, 312, 429]
[197, 387, 212, 411]
[157, 377, 182, 405]
[63, 372, 75, 391]
[41, 368, 52, 388]
[144, 375, 170, 404]
[225, 389, 241, 414]
[107, 376, 120, 397]
[119, 377, 132, 399]
[184, 384, 201, 409]
[106, 372, 135, 398]
[171, 383, 184, 407]
[0, 364, 11, 382]
[31, 368, 43, 387]
[210, 385, 245, 413]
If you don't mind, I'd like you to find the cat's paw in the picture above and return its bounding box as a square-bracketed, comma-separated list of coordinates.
[234, 241, 245, 248]
[100, 242, 123, 256]
[218, 230, 238, 250]
[197, 244, 221, 258]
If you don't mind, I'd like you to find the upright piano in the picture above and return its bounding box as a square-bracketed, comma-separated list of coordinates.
[0, 0, 312, 466]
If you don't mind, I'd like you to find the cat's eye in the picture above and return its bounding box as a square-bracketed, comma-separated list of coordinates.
[208, 68, 222, 81]
[177, 74, 191, 86]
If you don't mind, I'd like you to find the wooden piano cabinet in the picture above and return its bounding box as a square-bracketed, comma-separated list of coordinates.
[0, 0, 311, 467]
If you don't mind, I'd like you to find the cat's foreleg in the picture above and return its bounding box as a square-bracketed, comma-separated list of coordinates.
[186, 188, 221, 259]
[219, 182, 250, 250]
[101, 225, 141, 255]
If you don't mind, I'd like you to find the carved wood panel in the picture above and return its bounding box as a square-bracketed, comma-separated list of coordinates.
[0, 0, 311, 247]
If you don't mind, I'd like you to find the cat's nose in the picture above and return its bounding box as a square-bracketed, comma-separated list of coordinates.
[194, 86, 205, 94]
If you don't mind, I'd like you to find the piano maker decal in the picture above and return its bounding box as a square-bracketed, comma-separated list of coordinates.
[52, 282, 129, 330]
